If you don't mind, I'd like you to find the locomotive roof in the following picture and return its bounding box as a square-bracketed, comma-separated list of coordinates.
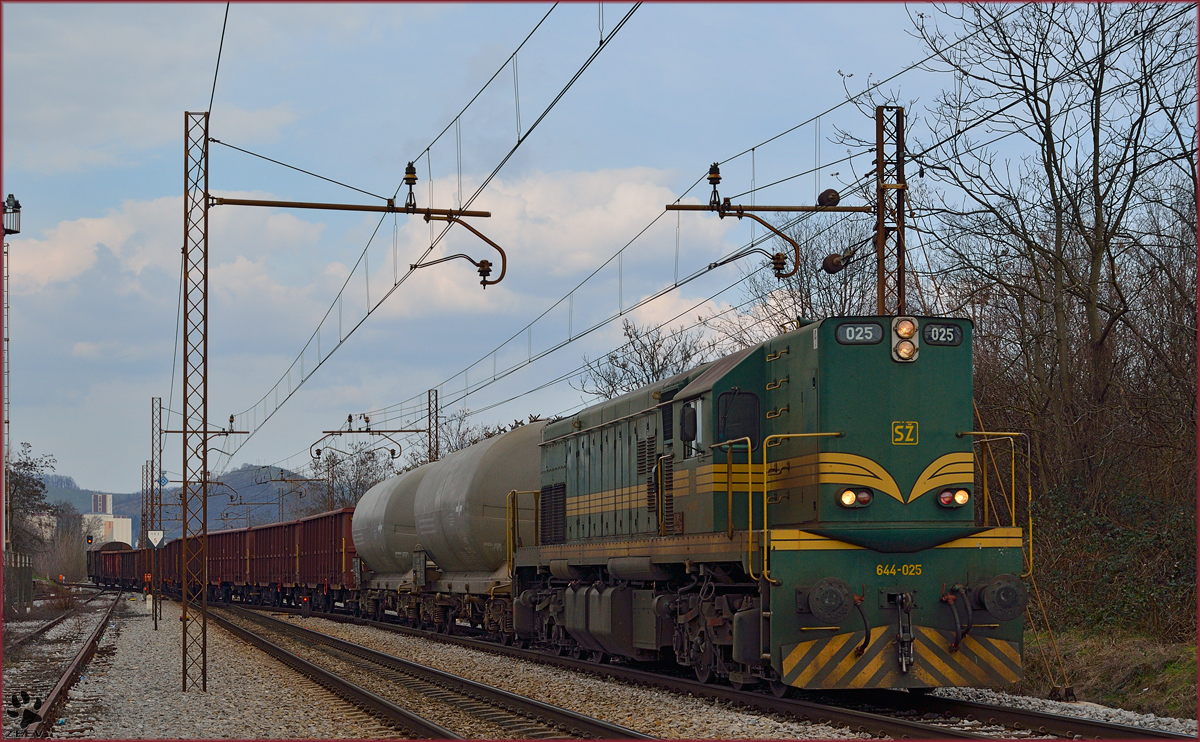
[87, 540, 132, 552]
[674, 345, 757, 402]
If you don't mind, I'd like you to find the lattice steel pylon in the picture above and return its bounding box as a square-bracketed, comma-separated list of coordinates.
[151, 396, 163, 627]
[874, 105, 907, 316]
[427, 389, 439, 462]
[140, 462, 148, 548]
[182, 111, 210, 692]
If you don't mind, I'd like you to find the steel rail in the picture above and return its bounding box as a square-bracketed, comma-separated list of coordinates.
[224, 605, 653, 740]
[860, 689, 1196, 740]
[230, 603, 979, 739]
[26, 592, 122, 738]
[6, 610, 76, 652]
[206, 609, 459, 740]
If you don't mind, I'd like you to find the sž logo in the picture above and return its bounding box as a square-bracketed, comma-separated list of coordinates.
[6, 690, 43, 731]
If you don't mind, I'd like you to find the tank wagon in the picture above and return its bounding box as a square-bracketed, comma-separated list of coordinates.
[95, 314, 1028, 694]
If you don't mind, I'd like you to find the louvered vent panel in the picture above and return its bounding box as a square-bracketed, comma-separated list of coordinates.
[540, 483, 566, 545]
[661, 455, 674, 532]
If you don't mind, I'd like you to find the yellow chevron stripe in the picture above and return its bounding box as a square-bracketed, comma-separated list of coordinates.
[988, 633, 1022, 665]
[917, 627, 972, 685]
[823, 626, 892, 686]
[908, 452, 974, 503]
[794, 632, 855, 686]
[962, 635, 1021, 683]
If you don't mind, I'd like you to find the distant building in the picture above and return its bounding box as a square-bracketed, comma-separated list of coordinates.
[85, 494, 130, 545]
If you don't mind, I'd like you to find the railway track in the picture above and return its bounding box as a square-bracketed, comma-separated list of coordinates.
[3, 591, 122, 738]
[211, 605, 652, 740]
[233, 602, 1192, 740]
[5, 589, 111, 651]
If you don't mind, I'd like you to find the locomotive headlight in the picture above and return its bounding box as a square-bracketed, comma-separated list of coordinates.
[840, 489, 857, 507]
[896, 340, 917, 360]
[939, 489, 970, 507]
[895, 318, 917, 339]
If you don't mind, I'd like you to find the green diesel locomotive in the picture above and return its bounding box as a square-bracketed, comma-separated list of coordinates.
[508, 313, 1027, 693]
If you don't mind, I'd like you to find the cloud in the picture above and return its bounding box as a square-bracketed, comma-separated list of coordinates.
[8, 191, 327, 292]
[361, 167, 737, 320]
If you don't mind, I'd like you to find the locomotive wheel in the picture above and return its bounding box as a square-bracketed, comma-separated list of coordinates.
[570, 646, 585, 660]
[588, 651, 607, 664]
[768, 680, 797, 699]
[694, 663, 714, 684]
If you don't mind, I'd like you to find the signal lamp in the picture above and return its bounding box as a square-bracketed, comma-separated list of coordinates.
[895, 319, 917, 338]
[840, 490, 857, 507]
[896, 340, 916, 360]
[939, 489, 970, 507]
[856, 489, 873, 505]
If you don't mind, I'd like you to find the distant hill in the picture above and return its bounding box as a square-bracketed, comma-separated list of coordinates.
[44, 464, 320, 545]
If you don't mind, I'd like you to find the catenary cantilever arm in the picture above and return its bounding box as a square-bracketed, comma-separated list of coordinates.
[412, 213, 508, 287]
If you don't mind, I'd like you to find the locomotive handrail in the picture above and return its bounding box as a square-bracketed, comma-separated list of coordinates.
[758, 432, 843, 583]
[957, 430, 1034, 577]
[506, 490, 541, 578]
[710, 437, 752, 541]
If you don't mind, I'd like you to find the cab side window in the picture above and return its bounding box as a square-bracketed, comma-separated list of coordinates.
[681, 399, 703, 458]
[717, 390, 760, 449]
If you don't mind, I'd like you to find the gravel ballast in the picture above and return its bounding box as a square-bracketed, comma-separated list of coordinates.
[272, 613, 871, 740]
[932, 686, 1198, 737]
[58, 596, 401, 739]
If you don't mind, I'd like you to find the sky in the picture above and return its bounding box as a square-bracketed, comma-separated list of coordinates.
[3, 2, 960, 494]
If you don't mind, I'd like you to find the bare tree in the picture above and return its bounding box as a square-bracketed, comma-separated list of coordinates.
[705, 212, 880, 350]
[34, 503, 93, 583]
[303, 441, 397, 514]
[904, 2, 1196, 504]
[6, 443, 59, 555]
[575, 318, 716, 399]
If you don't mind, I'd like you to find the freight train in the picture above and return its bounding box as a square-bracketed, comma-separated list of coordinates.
[90, 313, 1029, 694]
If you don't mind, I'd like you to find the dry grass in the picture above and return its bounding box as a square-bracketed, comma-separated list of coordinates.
[1018, 629, 1196, 719]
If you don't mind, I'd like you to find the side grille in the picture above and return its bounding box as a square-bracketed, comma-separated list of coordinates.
[540, 483, 566, 545]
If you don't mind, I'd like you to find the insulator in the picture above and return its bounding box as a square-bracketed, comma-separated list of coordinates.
[477, 259, 492, 281]
[403, 162, 418, 187]
[822, 254, 846, 274]
[818, 189, 841, 207]
[707, 163, 721, 186]
[772, 252, 787, 274]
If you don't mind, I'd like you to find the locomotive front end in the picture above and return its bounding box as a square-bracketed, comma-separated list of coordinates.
[760, 316, 1028, 690]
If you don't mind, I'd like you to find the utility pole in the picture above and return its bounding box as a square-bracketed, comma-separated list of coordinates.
[181, 112, 210, 692]
[428, 389, 439, 462]
[3, 194, 21, 553]
[140, 462, 148, 548]
[150, 397, 163, 628]
[874, 105, 907, 316]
